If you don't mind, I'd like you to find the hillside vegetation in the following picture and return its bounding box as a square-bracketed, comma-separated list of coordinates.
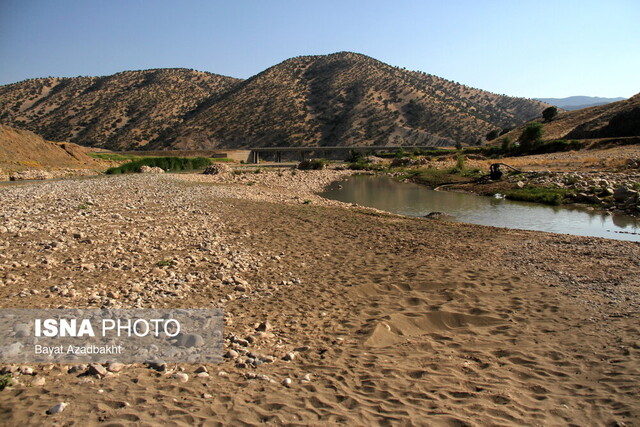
[0, 69, 240, 150]
[0, 52, 548, 150]
[498, 93, 640, 143]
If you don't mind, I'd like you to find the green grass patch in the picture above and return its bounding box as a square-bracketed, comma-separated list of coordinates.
[0, 374, 13, 391]
[504, 187, 574, 206]
[106, 157, 212, 174]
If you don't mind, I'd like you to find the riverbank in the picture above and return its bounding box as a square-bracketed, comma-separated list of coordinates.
[1, 173, 638, 426]
[380, 145, 640, 216]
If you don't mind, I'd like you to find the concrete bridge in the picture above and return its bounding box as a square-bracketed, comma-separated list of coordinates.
[248, 145, 443, 163]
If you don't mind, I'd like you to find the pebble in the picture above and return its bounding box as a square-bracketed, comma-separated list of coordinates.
[282, 378, 293, 387]
[146, 360, 167, 372]
[87, 364, 108, 377]
[256, 321, 272, 332]
[283, 352, 296, 361]
[32, 377, 46, 386]
[224, 350, 239, 359]
[172, 372, 189, 383]
[106, 362, 125, 373]
[19, 366, 34, 375]
[46, 402, 68, 415]
[300, 373, 312, 383]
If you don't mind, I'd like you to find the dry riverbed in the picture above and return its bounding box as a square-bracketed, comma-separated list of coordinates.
[0, 171, 639, 426]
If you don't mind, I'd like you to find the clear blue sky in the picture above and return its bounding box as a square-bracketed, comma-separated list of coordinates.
[0, 0, 638, 98]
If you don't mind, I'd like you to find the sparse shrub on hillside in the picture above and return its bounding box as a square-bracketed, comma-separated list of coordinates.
[519, 123, 544, 151]
[501, 137, 512, 152]
[542, 106, 558, 122]
[486, 129, 501, 141]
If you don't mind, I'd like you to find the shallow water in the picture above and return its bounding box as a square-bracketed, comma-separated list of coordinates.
[321, 175, 640, 242]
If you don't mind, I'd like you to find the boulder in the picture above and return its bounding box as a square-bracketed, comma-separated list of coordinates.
[139, 165, 165, 174]
[203, 164, 231, 175]
[613, 186, 638, 203]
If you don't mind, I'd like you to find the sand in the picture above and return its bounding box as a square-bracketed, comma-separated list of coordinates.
[0, 172, 638, 426]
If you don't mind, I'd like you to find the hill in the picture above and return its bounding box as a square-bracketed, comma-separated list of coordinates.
[0, 52, 548, 150]
[501, 93, 640, 142]
[535, 96, 626, 111]
[0, 124, 100, 173]
[158, 52, 548, 149]
[0, 69, 241, 150]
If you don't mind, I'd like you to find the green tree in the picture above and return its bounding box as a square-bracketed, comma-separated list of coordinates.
[500, 136, 512, 152]
[542, 106, 558, 122]
[519, 123, 544, 151]
[486, 129, 501, 141]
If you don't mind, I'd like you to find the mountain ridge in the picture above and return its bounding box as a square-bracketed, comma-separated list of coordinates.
[535, 96, 626, 111]
[0, 52, 548, 150]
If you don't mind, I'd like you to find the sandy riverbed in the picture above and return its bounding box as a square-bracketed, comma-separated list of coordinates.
[0, 172, 638, 426]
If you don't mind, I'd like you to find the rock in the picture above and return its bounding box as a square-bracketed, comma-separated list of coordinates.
[223, 350, 239, 359]
[19, 366, 34, 375]
[194, 366, 208, 374]
[282, 378, 292, 387]
[300, 373, 312, 383]
[32, 377, 46, 386]
[46, 402, 68, 415]
[106, 362, 125, 373]
[195, 372, 210, 378]
[13, 323, 30, 338]
[283, 352, 296, 361]
[87, 363, 108, 377]
[516, 181, 525, 188]
[202, 393, 213, 399]
[67, 365, 87, 374]
[146, 359, 167, 372]
[139, 165, 165, 174]
[256, 321, 272, 332]
[424, 211, 445, 219]
[173, 333, 204, 348]
[171, 372, 189, 383]
[203, 164, 231, 175]
[613, 186, 638, 203]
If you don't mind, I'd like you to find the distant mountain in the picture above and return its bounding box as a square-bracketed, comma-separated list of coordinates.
[0, 52, 548, 150]
[501, 93, 640, 141]
[535, 96, 626, 111]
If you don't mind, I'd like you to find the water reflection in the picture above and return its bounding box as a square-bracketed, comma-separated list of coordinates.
[321, 175, 640, 242]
